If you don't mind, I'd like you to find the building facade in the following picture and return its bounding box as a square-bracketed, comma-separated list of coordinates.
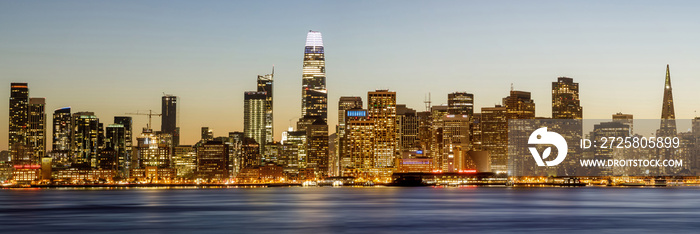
[161, 95, 179, 146]
[552, 77, 582, 119]
[368, 90, 397, 169]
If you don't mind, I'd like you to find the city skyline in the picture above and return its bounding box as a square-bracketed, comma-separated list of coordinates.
[3, 1, 700, 150]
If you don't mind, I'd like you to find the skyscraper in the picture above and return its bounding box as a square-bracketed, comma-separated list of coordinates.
[196, 141, 230, 181]
[439, 114, 470, 172]
[396, 104, 419, 151]
[257, 70, 274, 144]
[552, 77, 583, 119]
[657, 65, 677, 175]
[612, 113, 633, 134]
[9, 83, 29, 162]
[306, 118, 329, 178]
[161, 94, 179, 146]
[300, 30, 327, 124]
[28, 98, 46, 160]
[659, 64, 676, 137]
[344, 109, 375, 175]
[114, 116, 133, 175]
[337, 96, 363, 172]
[368, 90, 397, 168]
[447, 92, 474, 116]
[105, 124, 127, 174]
[135, 129, 171, 169]
[53, 107, 71, 152]
[504, 90, 536, 119]
[71, 112, 101, 168]
[244, 91, 267, 154]
[481, 105, 507, 173]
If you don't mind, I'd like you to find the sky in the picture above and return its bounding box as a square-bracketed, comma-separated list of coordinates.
[1, 0, 700, 150]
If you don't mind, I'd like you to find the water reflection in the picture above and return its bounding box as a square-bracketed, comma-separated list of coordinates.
[1, 187, 700, 233]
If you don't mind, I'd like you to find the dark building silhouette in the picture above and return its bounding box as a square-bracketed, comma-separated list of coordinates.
[106, 124, 127, 175]
[161, 94, 179, 146]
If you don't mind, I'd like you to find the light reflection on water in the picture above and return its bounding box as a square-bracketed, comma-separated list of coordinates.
[1, 186, 700, 233]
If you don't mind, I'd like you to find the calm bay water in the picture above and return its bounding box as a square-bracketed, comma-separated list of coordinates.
[1, 186, 700, 233]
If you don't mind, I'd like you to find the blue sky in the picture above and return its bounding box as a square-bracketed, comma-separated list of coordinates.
[2, 1, 700, 149]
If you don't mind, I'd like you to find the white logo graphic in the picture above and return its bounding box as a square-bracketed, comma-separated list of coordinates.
[528, 127, 568, 166]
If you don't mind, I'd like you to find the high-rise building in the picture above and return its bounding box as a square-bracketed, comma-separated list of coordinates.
[344, 109, 374, 175]
[659, 64, 676, 137]
[53, 107, 71, 152]
[105, 124, 127, 174]
[338, 97, 363, 129]
[368, 90, 397, 168]
[448, 92, 474, 116]
[114, 116, 133, 174]
[657, 65, 678, 175]
[612, 113, 633, 135]
[470, 113, 483, 151]
[337, 96, 363, 172]
[257, 71, 274, 144]
[201, 127, 213, 141]
[172, 145, 196, 178]
[552, 77, 583, 119]
[161, 94, 179, 146]
[481, 105, 507, 173]
[28, 98, 46, 160]
[240, 137, 261, 169]
[428, 105, 450, 164]
[306, 118, 329, 178]
[196, 141, 230, 181]
[300, 30, 328, 125]
[504, 90, 536, 119]
[135, 129, 170, 169]
[244, 91, 267, 154]
[592, 121, 631, 176]
[439, 114, 470, 172]
[396, 105, 420, 151]
[417, 111, 433, 153]
[280, 129, 305, 169]
[71, 112, 101, 168]
[9, 83, 29, 162]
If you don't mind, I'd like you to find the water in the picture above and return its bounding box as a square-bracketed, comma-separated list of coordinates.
[2, 186, 700, 233]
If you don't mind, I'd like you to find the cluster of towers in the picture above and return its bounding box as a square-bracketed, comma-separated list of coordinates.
[5, 29, 695, 183]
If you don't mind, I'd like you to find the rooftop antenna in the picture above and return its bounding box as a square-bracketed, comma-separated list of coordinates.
[288, 117, 298, 130]
[424, 93, 432, 111]
[511, 83, 514, 92]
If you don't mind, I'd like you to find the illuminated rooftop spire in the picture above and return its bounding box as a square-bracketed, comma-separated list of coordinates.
[661, 64, 675, 120]
[305, 30, 323, 47]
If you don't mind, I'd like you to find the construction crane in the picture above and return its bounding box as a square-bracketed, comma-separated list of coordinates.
[125, 110, 162, 130]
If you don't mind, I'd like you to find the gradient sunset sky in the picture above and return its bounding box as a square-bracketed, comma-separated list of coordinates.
[2, 1, 700, 149]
